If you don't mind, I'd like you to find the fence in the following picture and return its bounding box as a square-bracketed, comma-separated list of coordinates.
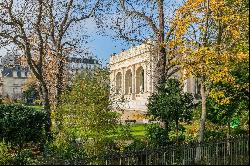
[89, 135, 249, 165]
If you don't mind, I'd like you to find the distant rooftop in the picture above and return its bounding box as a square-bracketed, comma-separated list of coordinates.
[68, 56, 100, 65]
[0, 65, 28, 78]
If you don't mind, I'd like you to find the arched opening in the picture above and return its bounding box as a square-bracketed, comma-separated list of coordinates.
[116, 72, 122, 94]
[136, 66, 144, 94]
[125, 69, 132, 95]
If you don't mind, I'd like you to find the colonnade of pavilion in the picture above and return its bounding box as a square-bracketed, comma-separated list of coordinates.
[113, 65, 147, 99]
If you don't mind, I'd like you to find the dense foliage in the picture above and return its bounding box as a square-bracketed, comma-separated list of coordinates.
[145, 124, 169, 146]
[168, 0, 249, 143]
[147, 78, 195, 144]
[55, 69, 118, 157]
[0, 104, 47, 146]
[22, 85, 40, 105]
[0, 0, 248, 165]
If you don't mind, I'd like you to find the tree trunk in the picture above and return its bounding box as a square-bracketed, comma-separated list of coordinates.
[176, 119, 179, 144]
[41, 83, 52, 141]
[156, 0, 166, 85]
[158, 47, 166, 84]
[56, 59, 64, 107]
[161, 119, 169, 131]
[196, 77, 207, 162]
[198, 79, 207, 143]
[196, 0, 210, 162]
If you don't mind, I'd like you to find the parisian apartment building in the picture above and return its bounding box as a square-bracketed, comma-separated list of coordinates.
[0, 52, 101, 99]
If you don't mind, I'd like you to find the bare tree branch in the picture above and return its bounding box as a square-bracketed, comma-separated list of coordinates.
[119, 0, 159, 34]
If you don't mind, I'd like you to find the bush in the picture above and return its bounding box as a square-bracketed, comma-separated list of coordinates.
[123, 138, 147, 152]
[0, 104, 47, 146]
[41, 138, 87, 165]
[11, 148, 38, 165]
[56, 69, 118, 157]
[168, 124, 186, 143]
[147, 78, 194, 143]
[34, 99, 43, 106]
[145, 124, 169, 146]
[0, 141, 12, 165]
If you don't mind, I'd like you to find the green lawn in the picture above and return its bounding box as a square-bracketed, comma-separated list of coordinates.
[107, 124, 146, 139]
[26, 105, 147, 139]
[28, 105, 43, 111]
[130, 124, 146, 137]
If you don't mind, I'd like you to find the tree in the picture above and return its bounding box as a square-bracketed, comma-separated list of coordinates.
[169, 0, 248, 161]
[169, 0, 249, 144]
[56, 69, 118, 156]
[97, 0, 182, 85]
[0, 0, 100, 139]
[147, 78, 194, 143]
[207, 58, 249, 135]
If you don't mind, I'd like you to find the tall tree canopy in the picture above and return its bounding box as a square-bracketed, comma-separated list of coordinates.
[0, 0, 100, 139]
[168, 0, 249, 143]
[97, 0, 183, 85]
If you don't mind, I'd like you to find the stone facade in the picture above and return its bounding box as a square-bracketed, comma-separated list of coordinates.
[109, 43, 200, 119]
[109, 42, 158, 113]
[0, 52, 101, 99]
[0, 65, 29, 99]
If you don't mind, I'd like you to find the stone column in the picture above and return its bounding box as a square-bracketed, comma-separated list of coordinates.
[132, 65, 135, 99]
[188, 76, 195, 94]
[122, 67, 125, 95]
[110, 70, 115, 95]
[149, 60, 154, 94]
[144, 63, 147, 93]
[0, 68, 2, 77]
[183, 79, 188, 93]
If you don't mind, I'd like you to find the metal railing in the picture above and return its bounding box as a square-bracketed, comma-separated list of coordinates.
[89, 135, 249, 165]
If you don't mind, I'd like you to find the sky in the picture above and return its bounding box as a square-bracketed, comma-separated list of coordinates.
[88, 36, 129, 66]
[0, 0, 184, 67]
[78, 14, 139, 67]
[0, 19, 130, 67]
[0, 23, 128, 67]
[84, 28, 130, 67]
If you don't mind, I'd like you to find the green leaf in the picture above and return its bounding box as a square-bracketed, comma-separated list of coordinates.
[230, 117, 240, 128]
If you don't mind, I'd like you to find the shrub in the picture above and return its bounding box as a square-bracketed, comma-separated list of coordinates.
[56, 69, 118, 157]
[145, 124, 169, 146]
[22, 85, 40, 105]
[168, 124, 186, 143]
[41, 138, 87, 165]
[0, 104, 47, 146]
[34, 99, 43, 106]
[11, 148, 38, 165]
[147, 78, 195, 144]
[0, 141, 38, 165]
[0, 141, 12, 165]
[123, 138, 147, 152]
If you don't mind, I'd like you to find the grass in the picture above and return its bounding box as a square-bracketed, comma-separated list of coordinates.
[107, 124, 147, 139]
[28, 105, 43, 111]
[130, 124, 146, 137]
[26, 105, 147, 139]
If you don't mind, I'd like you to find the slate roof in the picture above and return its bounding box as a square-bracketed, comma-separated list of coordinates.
[0, 65, 28, 78]
[68, 57, 100, 64]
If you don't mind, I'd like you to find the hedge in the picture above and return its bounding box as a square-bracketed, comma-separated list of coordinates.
[0, 104, 47, 146]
